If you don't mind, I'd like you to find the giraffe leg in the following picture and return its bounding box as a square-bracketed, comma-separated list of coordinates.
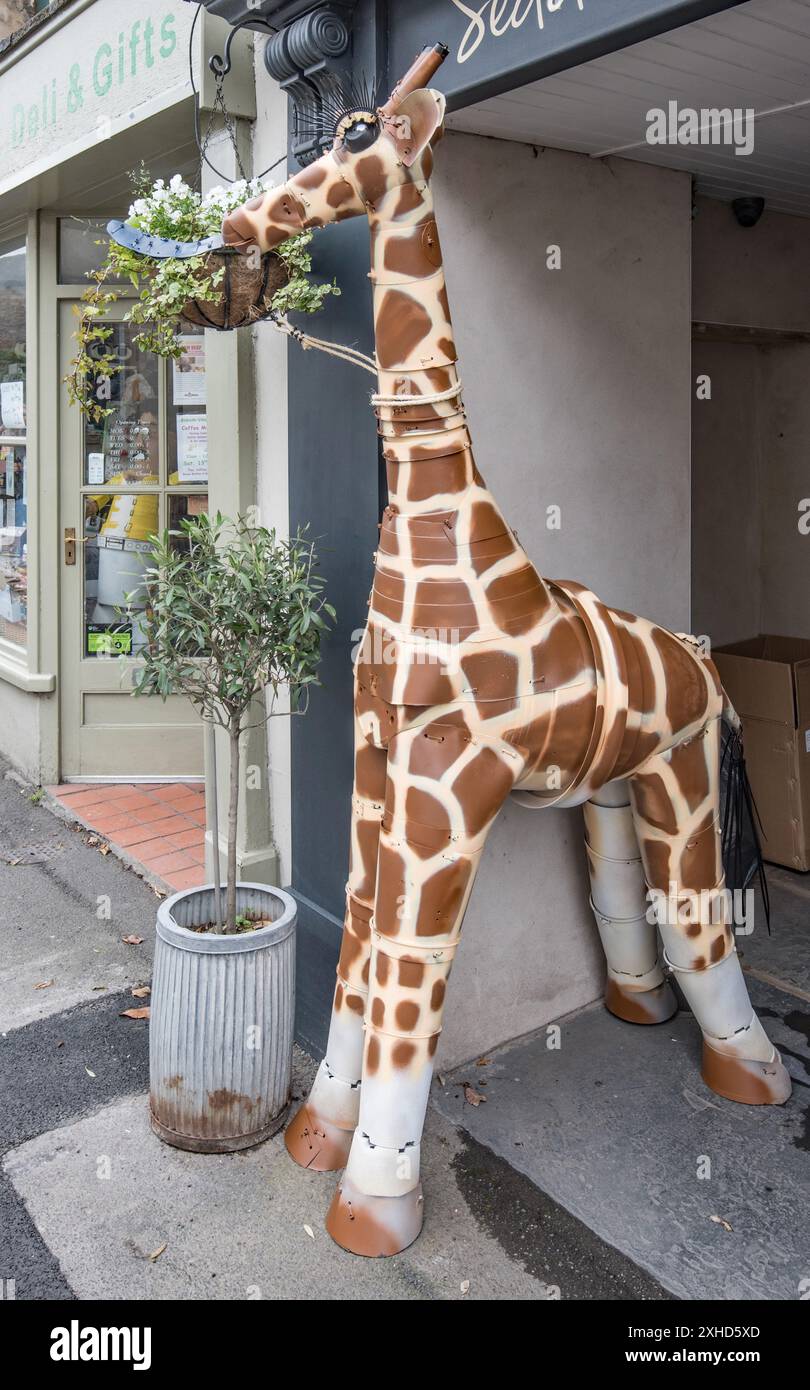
[285, 715, 387, 1170]
[584, 780, 677, 1025]
[325, 718, 522, 1256]
[630, 722, 791, 1105]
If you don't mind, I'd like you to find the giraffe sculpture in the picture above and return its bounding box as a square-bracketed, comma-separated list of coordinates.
[223, 43, 792, 1257]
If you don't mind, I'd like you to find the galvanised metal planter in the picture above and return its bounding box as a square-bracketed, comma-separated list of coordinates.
[149, 883, 296, 1154]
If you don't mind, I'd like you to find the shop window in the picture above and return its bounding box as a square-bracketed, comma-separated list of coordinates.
[58, 218, 128, 285]
[80, 324, 207, 658]
[0, 237, 27, 649]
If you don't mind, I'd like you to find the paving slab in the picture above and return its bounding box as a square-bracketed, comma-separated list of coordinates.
[433, 976, 810, 1302]
[740, 869, 810, 998]
[3, 1050, 669, 1302]
[0, 774, 157, 1032]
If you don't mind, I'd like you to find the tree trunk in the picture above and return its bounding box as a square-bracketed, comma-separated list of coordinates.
[225, 726, 240, 933]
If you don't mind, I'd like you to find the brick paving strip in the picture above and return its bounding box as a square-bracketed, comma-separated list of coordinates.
[46, 783, 207, 894]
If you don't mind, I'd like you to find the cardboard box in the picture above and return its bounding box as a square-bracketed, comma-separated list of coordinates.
[713, 635, 810, 871]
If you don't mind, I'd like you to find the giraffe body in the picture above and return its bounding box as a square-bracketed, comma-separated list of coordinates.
[223, 46, 791, 1256]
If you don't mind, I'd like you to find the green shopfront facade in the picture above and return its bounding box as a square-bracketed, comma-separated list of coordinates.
[0, 0, 260, 784]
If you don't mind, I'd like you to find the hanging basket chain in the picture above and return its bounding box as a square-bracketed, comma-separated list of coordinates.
[189, 2, 286, 185]
[197, 72, 248, 185]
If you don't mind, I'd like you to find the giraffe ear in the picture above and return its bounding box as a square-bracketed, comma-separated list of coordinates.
[390, 88, 446, 167]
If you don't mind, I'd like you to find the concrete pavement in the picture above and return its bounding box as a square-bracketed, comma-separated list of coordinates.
[2, 764, 806, 1300]
[0, 766, 669, 1300]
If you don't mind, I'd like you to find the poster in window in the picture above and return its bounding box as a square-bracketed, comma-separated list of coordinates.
[176, 413, 208, 483]
[86, 622, 132, 658]
[172, 336, 206, 406]
[0, 381, 25, 430]
[87, 452, 105, 485]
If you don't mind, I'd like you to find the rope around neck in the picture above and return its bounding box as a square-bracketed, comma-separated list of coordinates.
[271, 313, 378, 375]
[370, 381, 463, 407]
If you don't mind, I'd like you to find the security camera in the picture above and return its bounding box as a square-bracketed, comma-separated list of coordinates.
[732, 197, 765, 228]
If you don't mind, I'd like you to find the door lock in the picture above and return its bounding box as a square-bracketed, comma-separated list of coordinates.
[64, 528, 76, 565]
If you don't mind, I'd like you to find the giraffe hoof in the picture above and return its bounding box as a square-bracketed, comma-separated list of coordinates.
[325, 1175, 424, 1257]
[605, 976, 678, 1026]
[701, 1041, 793, 1106]
[284, 1104, 355, 1171]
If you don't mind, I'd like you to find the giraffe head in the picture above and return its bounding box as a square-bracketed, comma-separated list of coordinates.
[222, 43, 448, 252]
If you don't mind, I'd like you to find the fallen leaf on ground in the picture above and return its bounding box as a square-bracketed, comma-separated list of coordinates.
[148, 1242, 167, 1263]
[303, 1224, 315, 1240]
[436, 1074, 446, 1088]
[460, 1279, 470, 1295]
[120, 1007, 150, 1021]
[475, 1056, 491, 1067]
[710, 1214, 733, 1233]
[463, 1085, 486, 1107]
[98, 844, 110, 855]
[85, 1066, 96, 1078]
[34, 980, 55, 990]
[682, 1088, 721, 1113]
[132, 986, 151, 998]
[121, 935, 144, 946]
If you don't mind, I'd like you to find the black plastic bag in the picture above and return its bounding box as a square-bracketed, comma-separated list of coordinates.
[719, 718, 769, 929]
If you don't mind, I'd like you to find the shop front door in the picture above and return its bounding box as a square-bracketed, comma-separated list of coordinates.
[58, 301, 207, 777]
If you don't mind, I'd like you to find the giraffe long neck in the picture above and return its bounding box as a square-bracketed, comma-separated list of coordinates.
[367, 183, 556, 649]
[369, 184, 477, 514]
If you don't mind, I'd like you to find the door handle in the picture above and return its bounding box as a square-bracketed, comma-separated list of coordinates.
[64, 527, 76, 565]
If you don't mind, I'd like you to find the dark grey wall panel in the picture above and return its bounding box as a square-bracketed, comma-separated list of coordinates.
[287, 0, 385, 1058]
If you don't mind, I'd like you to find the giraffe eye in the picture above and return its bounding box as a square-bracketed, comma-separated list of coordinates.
[337, 112, 379, 152]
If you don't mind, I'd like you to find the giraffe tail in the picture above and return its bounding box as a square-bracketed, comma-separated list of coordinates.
[719, 717, 770, 930]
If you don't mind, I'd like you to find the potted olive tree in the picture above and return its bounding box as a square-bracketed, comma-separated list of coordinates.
[130, 512, 335, 1152]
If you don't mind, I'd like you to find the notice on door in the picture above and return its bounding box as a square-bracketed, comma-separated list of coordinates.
[0, 381, 25, 430]
[176, 413, 208, 482]
[172, 336, 206, 406]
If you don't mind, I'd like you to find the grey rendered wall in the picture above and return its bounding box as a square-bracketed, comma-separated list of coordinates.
[432, 133, 693, 1066]
[758, 346, 810, 637]
[691, 200, 810, 646]
[693, 197, 810, 333]
[691, 340, 763, 646]
[691, 340, 810, 645]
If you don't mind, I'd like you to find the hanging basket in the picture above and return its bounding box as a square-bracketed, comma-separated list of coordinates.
[181, 248, 289, 332]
